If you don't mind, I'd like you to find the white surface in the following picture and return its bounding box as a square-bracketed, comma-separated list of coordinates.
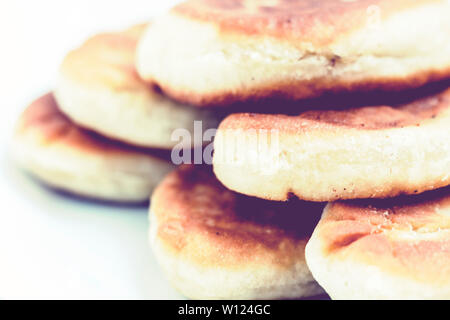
[0, 0, 185, 299]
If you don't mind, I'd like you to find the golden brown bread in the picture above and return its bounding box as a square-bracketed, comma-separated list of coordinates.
[17, 93, 141, 155]
[306, 187, 450, 299]
[220, 87, 449, 131]
[213, 87, 450, 201]
[149, 165, 324, 299]
[137, 0, 450, 106]
[55, 24, 218, 148]
[11, 94, 174, 202]
[175, 0, 430, 44]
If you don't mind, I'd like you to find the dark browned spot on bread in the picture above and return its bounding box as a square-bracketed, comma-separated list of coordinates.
[300, 90, 447, 130]
[154, 165, 325, 253]
[220, 86, 450, 131]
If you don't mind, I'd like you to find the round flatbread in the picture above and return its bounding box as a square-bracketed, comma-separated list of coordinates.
[137, 0, 450, 106]
[306, 187, 450, 299]
[11, 93, 174, 202]
[213, 87, 450, 201]
[55, 24, 218, 149]
[149, 165, 325, 299]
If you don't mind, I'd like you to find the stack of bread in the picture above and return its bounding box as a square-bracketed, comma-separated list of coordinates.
[12, 0, 450, 300]
[11, 24, 219, 202]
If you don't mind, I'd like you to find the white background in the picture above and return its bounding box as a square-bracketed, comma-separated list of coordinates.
[0, 0, 185, 299]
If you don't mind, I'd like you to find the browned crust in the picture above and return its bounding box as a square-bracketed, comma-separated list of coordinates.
[154, 66, 450, 108]
[219, 87, 450, 131]
[139, 0, 450, 107]
[318, 187, 450, 285]
[173, 0, 432, 45]
[151, 165, 324, 269]
[15, 93, 171, 159]
[59, 24, 148, 89]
